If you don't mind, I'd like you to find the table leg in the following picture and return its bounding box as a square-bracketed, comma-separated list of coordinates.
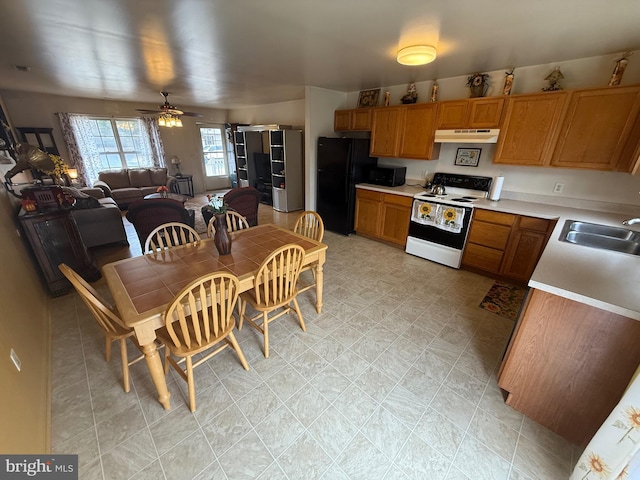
[140, 341, 171, 409]
[315, 262, 324, 314]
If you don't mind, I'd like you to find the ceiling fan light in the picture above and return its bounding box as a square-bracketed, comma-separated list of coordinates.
[158, 116, 166, 127]
[176, 117, 183, 127]
[397, 45, 437, 66]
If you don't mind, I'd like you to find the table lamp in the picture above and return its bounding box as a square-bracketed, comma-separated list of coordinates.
[171, 156, 181, 176]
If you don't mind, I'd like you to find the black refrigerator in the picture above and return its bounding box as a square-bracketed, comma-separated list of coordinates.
[316, 137, 377, 235]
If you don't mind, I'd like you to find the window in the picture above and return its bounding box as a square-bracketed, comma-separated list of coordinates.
[200, 127, 228, 177]
[86, 118, 154, 171]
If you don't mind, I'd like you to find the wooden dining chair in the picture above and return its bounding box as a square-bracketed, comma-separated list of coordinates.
[157, 272, 248, 412]
[293, 211, 325, 294]
[144, 222, 201, 253]
[206, 210, 250, 238]
[238, 244, 306, 358]
[58, 263, 146, 393]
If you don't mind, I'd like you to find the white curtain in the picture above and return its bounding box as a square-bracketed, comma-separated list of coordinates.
[571, 365, 640, 479]
[141, 116, 166, 168]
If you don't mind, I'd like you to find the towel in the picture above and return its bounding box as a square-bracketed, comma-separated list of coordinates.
[411, 200, 437, 226]
[434, 205, 466, 233]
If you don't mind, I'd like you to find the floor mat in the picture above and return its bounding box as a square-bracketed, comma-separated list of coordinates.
[479, 281, 528, 321]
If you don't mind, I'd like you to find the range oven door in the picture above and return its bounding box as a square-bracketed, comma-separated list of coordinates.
[405, 199, 473, 268]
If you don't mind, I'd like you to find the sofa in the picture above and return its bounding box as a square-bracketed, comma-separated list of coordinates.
[68, 187, 129, 248]
[93, 168, 177, 209]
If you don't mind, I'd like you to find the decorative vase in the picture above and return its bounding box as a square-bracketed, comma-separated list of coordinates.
[213, 213, 232, 255]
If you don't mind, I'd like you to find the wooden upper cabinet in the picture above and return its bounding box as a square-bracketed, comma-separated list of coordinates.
[352, 109, 372, 130]
[397, 103, 441, 160]
[493, 91, 569, 166]
[370, 107, 401, 157]
[436, 101, 468, 129]
[469, 97, 505, 128]
[436, 97, 504, 129]
[334, 108, 372, 131]
[551, 85, 640, 170]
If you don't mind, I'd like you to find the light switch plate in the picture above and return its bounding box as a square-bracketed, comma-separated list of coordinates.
[10, 348, 21, 372]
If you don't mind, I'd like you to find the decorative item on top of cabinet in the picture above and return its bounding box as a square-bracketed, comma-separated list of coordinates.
[609, 51, 632, 86]
[357, 89, 380, 108]
[384, 91, 390, 107]
[542, 67, 564, 91]
[550, 85, 640, 170]
[466, 73, 490, 98]
[400, 83, 418, 104]
[502, 68, 515, 95]
[430, 81, 438, 102]
[493, 91, 569, 166]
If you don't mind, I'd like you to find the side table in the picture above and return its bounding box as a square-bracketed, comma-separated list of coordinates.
[172, 174, 194, 197]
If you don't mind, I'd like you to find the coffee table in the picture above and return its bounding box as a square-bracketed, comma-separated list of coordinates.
[143, 192, 187, 204]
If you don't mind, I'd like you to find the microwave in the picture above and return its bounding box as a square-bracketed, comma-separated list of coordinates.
[367, 166, 406, 187]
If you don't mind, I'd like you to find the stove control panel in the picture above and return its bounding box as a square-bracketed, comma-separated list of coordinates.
[432, 173, 492, 192]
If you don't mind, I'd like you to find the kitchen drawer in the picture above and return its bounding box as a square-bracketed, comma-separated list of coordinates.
[383, 193, 413, 207]
[357, 189, 384, 201]
[473, 209, 516, 226]
[462, 243, 504, 272]
[517, 215, 553, 233]
[467, 222, 512, 249]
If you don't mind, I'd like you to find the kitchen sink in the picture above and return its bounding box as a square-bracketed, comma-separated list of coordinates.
[560, 220, 640, 256]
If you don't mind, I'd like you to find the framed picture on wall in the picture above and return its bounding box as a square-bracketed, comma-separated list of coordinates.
[454, 148, 481, 167]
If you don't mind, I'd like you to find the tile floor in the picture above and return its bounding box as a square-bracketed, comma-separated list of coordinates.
[50, 203, 580, 479]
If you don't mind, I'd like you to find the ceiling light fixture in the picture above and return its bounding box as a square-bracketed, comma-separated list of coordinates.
[397, 45, 437, 66]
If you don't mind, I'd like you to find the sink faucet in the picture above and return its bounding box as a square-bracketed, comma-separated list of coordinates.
[623, 218, 640, 225]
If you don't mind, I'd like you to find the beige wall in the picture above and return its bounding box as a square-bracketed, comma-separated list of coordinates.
[228, 99, 305, 127]
[0, 187, 50, 453]
[0, 91, 228, 194]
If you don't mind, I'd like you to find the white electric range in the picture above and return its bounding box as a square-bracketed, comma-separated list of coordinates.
[405, 173, 493, 268]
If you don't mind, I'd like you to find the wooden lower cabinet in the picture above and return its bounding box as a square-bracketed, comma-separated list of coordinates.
[355, 189, 412, 247]
[462, 209, 556, 283]
[462, 210, 515, 274]
[498, 289, 640, 446]
[354, 189, 382, 237]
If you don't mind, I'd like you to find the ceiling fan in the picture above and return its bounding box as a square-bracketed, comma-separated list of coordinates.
[136, 91, 202, 127]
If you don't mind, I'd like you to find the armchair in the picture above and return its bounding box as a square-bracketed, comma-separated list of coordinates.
[125, 198, 195, 250]
[223, 187, 261, 227]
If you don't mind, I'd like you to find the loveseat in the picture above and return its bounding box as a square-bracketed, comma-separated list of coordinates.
[93, 168, 177, 209]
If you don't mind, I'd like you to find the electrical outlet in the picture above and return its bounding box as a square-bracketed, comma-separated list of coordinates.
[10, 348, 21, 372]
[553, 182, 564, 194]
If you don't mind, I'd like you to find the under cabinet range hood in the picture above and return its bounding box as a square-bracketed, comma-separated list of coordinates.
[434, 129, 500, 144]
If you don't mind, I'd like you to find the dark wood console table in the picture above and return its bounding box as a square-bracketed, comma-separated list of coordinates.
[18, 209, 101, 296]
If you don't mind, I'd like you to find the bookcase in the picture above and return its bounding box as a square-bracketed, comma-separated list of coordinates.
[270, 129, 303, 212]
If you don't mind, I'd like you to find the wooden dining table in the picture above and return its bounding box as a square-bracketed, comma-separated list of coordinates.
[102, 224, 327, 409]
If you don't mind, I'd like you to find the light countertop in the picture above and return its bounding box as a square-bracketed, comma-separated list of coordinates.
[356, 183, 640, 320]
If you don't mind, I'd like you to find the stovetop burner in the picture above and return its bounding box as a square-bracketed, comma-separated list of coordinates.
[450, 198, 473, 202]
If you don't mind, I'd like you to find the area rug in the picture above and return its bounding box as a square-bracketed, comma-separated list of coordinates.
[185, 201, 208, 234]
[479, 281, 528, 321]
